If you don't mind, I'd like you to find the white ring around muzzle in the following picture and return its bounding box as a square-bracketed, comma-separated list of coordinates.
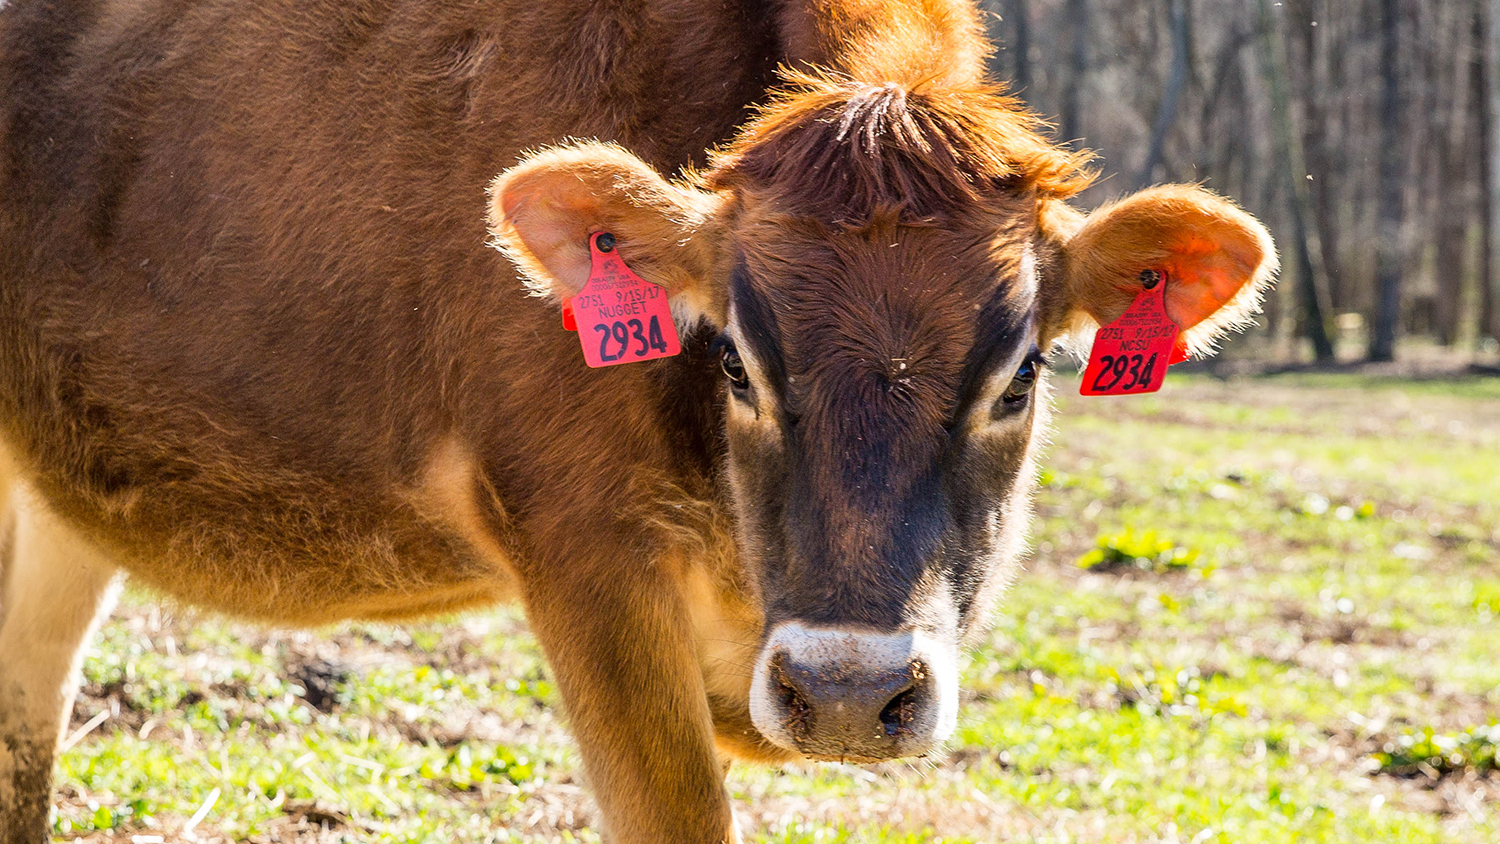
[749, 623, 959, 759]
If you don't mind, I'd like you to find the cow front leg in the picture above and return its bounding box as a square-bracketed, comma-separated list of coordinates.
[522, 556, 738, 844]
[0, 491, 120, 844]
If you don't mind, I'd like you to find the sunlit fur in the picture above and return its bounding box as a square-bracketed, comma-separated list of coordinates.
[1038, 188, 1280, 359]
[707, 71, 1096, 215]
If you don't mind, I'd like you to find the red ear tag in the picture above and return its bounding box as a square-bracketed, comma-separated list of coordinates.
[570, 232, 681, 368]
[1080, 270, 1181, 396]
[1168, 337, 1190, 367]
[561, 298, 577, 332]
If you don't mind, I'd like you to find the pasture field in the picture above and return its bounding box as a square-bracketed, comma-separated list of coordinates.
[50, 373, 1500, 843]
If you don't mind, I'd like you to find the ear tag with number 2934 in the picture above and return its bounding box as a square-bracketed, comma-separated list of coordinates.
[565, 232, 681, 368]
[1080, 269, 1188, 396]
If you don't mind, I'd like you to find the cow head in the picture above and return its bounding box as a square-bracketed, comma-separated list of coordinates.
[488, 76, 1275, 763]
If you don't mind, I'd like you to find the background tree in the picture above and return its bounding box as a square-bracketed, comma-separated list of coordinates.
[987, 0, 1500, 364]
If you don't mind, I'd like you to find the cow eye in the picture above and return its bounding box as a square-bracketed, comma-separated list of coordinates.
[717, 341, 750, 391]
[1001, 356, 1041, 405]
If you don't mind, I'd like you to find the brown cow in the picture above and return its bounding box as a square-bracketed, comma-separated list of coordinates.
[0, 0, 1276, 840]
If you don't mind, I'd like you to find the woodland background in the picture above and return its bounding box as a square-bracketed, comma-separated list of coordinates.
[979, 0, 1500, 366]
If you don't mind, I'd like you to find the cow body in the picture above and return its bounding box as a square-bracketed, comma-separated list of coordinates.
[0, 0, 782, 624]
[0, 1, 1275, 841]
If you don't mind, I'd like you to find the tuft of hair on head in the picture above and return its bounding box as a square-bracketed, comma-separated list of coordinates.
[703, 70, 1097, 226]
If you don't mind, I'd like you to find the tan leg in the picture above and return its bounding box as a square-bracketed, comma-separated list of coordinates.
[522, 554, 739, 844]
[0, 488, 120, 844]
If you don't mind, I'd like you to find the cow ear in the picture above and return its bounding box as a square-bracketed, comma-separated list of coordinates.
[487, 142, 731, 327]
[1039, 185, 1278, 357]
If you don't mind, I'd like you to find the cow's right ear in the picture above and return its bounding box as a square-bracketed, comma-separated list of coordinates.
[487, 142, 732, 327]
[1036, 186, 1277, 358]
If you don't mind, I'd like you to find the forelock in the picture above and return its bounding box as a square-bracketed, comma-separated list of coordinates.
[704, 71, 1096, 227]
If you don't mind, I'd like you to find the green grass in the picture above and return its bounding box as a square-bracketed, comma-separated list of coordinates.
[54, 373, 1500, 843]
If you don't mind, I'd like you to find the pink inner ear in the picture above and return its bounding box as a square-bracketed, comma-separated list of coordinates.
[503, 189, 597, 297]
[1162, 234, 1255, 330]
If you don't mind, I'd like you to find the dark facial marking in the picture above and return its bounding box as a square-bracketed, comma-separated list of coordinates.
[946, 267, 1038, 432]
[728, 260, 788, 398]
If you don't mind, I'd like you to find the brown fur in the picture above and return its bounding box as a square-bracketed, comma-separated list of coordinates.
[0, 0, 1276, 841]
[706, 71, 1096, 222]
[771, 0, 989, 85]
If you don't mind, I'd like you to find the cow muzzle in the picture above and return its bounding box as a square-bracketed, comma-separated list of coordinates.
[748, 624, 958, 761]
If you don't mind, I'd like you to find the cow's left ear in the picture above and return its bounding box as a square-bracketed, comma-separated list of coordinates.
[487, 142, 732, 327]
[1038, 185, 1278, 357]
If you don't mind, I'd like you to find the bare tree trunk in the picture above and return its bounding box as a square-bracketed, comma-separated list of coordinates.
[1292, 0, 1344, 312]
[1433, 2, 1477, 346]
[1060, 0, 1088, 146]
[1467, 3, 1490, 352]
[1008, 0, 1032, 96]
[1258, 0, 1336, 361]
[1486, 0, 1500, 344]
[1369, 0, 1405, 361]
[1198, 22, 1255, 177]
[1139, 0, 1191, 188]
[1435, 130, 1471, 345]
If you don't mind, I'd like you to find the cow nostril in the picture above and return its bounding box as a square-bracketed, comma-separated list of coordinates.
[878, 660, 928, 737]
[770, 652, 813, 739]
[879, 685, 921, 737]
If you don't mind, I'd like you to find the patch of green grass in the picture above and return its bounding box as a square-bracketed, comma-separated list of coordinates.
[1077, 526, 1205, 573]
[423, 743, 537, 789]
[1253, 371, 1500, 401]
[1372, 725, 1500, 777]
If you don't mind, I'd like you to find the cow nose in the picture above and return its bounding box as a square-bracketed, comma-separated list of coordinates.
[768, 648, 928, 747]
[749, 625, 958, 761]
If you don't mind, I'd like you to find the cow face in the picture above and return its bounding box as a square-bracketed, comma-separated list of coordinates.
[488, 79, 1275, 763]
[711, 210, 1045, 762]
